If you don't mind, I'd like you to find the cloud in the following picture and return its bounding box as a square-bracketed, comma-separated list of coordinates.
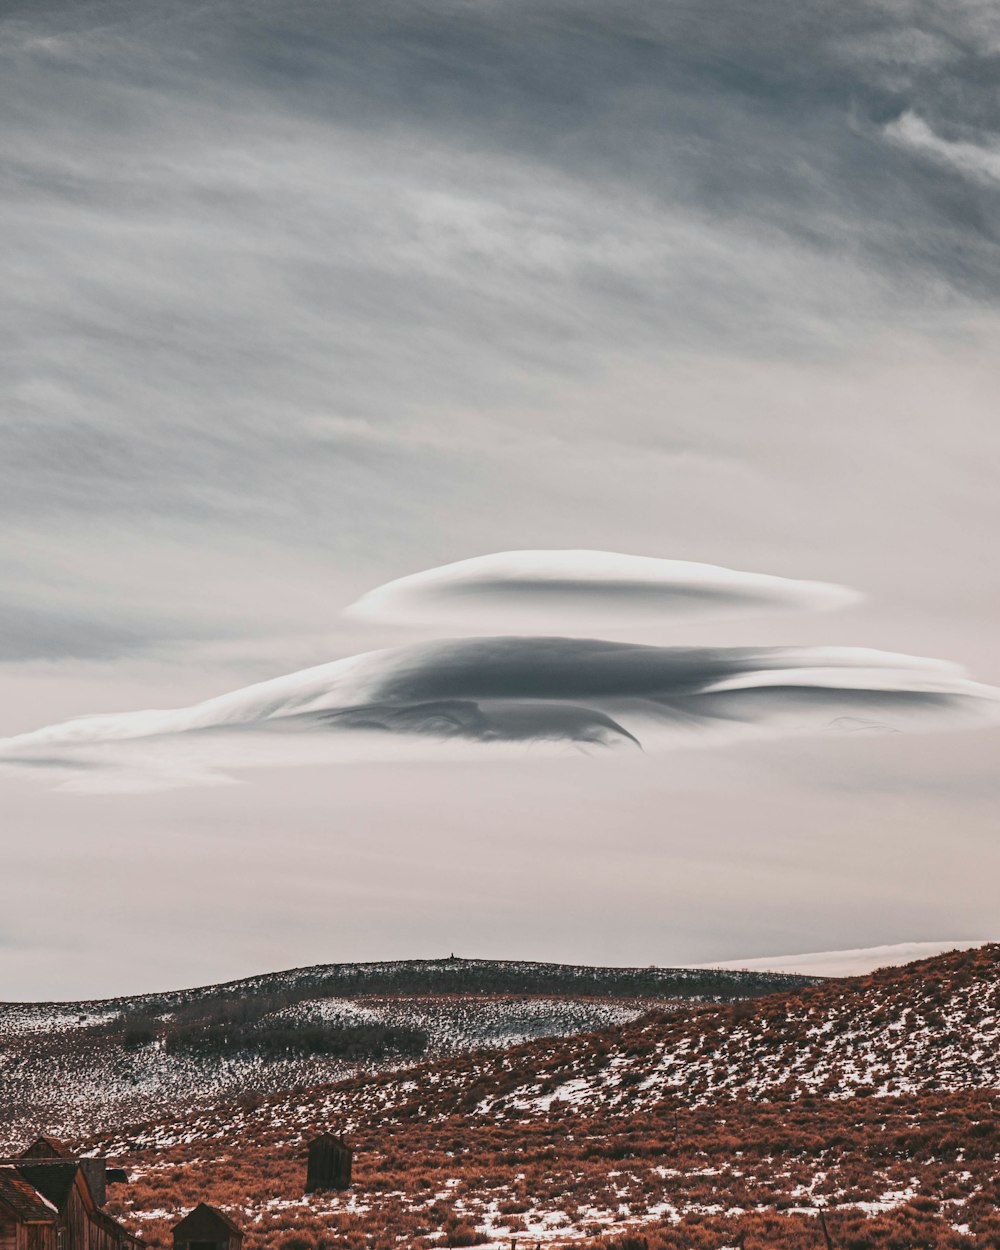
[882, 111, 1000, 186]
[704, 939, 990, 979]
[346, 550, 858, 628]
[1, 0, 1000, 996]
[1, 635, 996, 792]
[4, 0, 1000, 556]
[0, 588, 256, 665]
[2, 0, 1000, 691]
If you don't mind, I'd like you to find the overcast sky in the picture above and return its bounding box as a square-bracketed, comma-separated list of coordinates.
[2, 0, 999, 999]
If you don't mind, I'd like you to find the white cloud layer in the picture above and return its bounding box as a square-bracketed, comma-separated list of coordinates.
[706, 939, 990, 979]
[346, 550, 858, 628]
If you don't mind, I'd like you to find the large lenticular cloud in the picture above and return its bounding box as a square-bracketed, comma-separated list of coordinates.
[1, 636, 996, 792]
[2, 552, 996, 792]
[345, 551, 859, 628]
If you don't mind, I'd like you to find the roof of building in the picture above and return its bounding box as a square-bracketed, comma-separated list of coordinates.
[18, 1137, 73, 1160]
[14, 1163, 87, 1214]
[0, 1166, 59, 1222]
[172, 1203, 244, 1241]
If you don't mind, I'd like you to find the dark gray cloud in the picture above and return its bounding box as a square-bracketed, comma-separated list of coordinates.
[0, 594, 260, 664]
[2, 0, 998, 668]
[1, 634, 995, 790]
[38, 0, 1000, 295]
[0, 602, 148, 663]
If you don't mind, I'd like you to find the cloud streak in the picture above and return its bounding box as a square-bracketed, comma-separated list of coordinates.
[883, 112, 1000, 187]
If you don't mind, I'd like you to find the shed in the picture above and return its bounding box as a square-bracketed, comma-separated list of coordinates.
[304, 1135, 352, 1193]
[171, 1205, 244, 1250]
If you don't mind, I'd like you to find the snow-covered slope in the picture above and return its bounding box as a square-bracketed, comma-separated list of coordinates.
[77, 943, 1000, 1250]
[0, 956, 811, 1148]
[324, 942, 1000, 1123]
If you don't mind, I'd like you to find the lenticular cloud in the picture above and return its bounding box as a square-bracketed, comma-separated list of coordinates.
[346, 550, 858, 628]
[0, 636, 997, 792]
[1, 551, 997, 792]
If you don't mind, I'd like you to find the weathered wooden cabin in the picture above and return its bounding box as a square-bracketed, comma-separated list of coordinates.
[304, 1135, 352, 1193]
[16, 1139, 112, 1210]
[171, 1204, 243, 1250]
[14, 1163, 140, 1250]
[0, 1140, 142, 1250]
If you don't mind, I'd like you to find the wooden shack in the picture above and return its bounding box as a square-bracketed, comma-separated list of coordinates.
[0, 1160, 141, 1250]
[171, 1205, 243, 1250]
[17, 1141, 107, 1210]
[304, 1135, 352, 1193]
[15, 1162, 140, 1250]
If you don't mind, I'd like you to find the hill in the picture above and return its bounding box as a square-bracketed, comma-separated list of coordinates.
[0, 956, 811, 1147]
[78, 943, 1000, 1250]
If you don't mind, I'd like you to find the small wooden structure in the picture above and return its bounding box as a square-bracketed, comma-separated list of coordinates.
[0, 1159, 142, 1250]
[304, 1135, 352, 1193]
[171, 1204, 244, 1250]
[17, 1141, 108, 1211]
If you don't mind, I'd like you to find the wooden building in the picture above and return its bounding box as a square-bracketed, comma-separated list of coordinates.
[304, 1135, 352, 1193]
[0, 1166, 59, 1250]
[0, 1140, 142, 1250]
[171, 1204, 243, 1250]
[16, 1139, 112, 1210]
[15, 1163, 140, 1250]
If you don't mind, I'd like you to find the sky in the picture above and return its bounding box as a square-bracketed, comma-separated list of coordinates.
[1, 0, 999, 999]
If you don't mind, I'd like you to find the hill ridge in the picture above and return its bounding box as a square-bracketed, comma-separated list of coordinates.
[0, 954, 817, 1009]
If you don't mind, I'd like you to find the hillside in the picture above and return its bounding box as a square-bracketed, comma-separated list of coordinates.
[0, 957, 811, 1146]
[79, 943, 1000, 1250]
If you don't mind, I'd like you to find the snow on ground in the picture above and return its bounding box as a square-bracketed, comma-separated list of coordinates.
[0, 991, 675, 1149]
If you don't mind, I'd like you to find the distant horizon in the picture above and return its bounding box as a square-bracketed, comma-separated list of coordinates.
[1, 938, 991, 1005]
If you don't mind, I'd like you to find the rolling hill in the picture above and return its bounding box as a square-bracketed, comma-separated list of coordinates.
[73, 943, 1000, 1250]
[0, 956, 811, 1148]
